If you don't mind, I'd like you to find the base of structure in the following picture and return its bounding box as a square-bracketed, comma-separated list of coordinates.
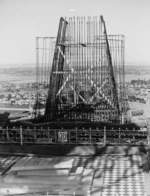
[9, 120, 147, 129]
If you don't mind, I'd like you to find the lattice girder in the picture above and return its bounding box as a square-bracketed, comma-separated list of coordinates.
[35, 16, 125, 123]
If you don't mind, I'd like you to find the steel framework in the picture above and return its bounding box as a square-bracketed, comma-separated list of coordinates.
[36, 16, 126, 124]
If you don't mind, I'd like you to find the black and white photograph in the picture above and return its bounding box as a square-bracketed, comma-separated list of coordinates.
[0, 0, 149, 195]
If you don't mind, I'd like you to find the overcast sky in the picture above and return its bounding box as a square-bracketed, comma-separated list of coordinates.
[0, 0, 150, 66]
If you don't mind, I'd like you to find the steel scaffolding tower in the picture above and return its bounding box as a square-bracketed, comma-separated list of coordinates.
[36, 16, 125, 124]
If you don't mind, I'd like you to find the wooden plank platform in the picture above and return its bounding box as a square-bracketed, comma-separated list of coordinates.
[17, 169, 70, 176]
[3, 173, 81, 185]
[10, 156, 75, 171]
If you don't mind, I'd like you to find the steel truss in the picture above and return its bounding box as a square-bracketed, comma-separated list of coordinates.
[36, 16, 126, 123]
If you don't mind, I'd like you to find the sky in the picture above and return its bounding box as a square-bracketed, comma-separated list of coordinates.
[0, 0, 150, 66]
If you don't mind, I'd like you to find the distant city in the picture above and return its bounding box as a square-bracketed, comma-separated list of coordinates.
[0, 63, 150, 120]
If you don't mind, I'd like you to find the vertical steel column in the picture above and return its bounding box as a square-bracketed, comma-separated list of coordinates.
[45, 17, 68, 120]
